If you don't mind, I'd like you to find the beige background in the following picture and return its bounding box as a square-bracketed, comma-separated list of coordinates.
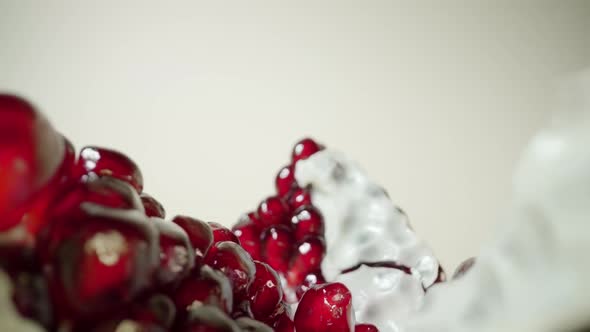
[0, 2, 589, 329]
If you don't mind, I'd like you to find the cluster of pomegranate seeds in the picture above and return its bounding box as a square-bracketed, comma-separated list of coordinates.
[232, 138, 327, 305]
[0, 95, 392, 331]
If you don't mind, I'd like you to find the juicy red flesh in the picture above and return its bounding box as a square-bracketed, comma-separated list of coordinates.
[141, 193, 166, 218]
[256, 196, 289, 227]
[291, 206, 324, 241]
[75, 146, 144, 193]
[294, 282, 355, 332]
[292, 138, 322, 164]
[275, 165, 295, 197]
[173, 265, 233, 314]
[261, 225, 293, 273]
[152, 217, 195, 286]
[248, 261, 283, 320]
[286, 187, 312, 211]
[172, 215, 214, 263]
[232, 215, 262, 261]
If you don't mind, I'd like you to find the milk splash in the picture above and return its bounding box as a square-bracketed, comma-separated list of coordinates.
[295, 69, 590, 332]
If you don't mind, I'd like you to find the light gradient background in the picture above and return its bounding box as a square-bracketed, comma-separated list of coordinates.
[0, 1, 589, 330]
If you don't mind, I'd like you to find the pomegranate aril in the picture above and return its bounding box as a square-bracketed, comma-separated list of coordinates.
[204, 241, 256, 299]
[141, 193, 166, 218]
[152, 217, 195, 286]
[173, 265, 233, 314]
[46, 206, 159, 318]
[0, 95, 69, 231]
[256, 196, 289, 227]
[292, 138, 321, 164]
[290, 206, 324, 241]
[288, 236, 325, 286]
[248, 261, 283, 319]
[275, 165, 296, 197]
[355, 324, 380, 332]
[75, 146, 144, 193]
[272, 312, 295, 332]
[294, 282, 355, 332]
[286, 187, 312, 211]
[209, 222, 239, 245]
[173, 216, 213, 263]
[452, 257, 476, 279]
[232, 215, 262, 261]
[39, 178, 145, 262]
[294, 269, 326, 300]
[261, 225, 294, 273]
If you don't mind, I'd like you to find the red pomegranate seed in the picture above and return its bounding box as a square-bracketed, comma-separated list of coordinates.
[232, 215, 262, 261]
[294, 282, 355, 332]
[272, 311, 295, 332]
[355, 324, 380, 332]
[256, 196, 289, 227]
[39, 178, 145, 262]
[0, 95, 67, 231]
[294, 270, 326, 300]
[275, 165, 296, 197]
[292, 138, 321, 164]
[181, 304, 241, 332]
[141, 193, 166, 218]
[209, 222, 239, 245]
[248, 261, 283, 319]
[452, 257, 476, 279]
[152, 217, 195, 286]
[46, 205, 159, 318]
[286, 187, 312, 211]
[261, 225, 294, 273]
[75, 146, 144, 193]
[174, 265, 234, 314]
[288, 237, 326, 287]
[290, 206, 324, 241]
[172, 216, 214, 263]
[204, 241, 256, 299]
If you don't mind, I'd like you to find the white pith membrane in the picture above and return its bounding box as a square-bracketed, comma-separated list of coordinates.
[294, 70, 590, 332]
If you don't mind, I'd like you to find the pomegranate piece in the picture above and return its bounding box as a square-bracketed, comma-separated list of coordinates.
[141, 193, 166, 218]
[39, 177, 145, 262]
[256, 196, 289, 227]
[452, 257, 476, 279]
[294, 269, 326, 300]
[232, 214, 262, 261]
[294, 282, 355, 332]
[288, 236, 325, 285]
[275, 165, 296, 197]
[260, 225, 294, 273]
[286, 187, 312, 211]
[204, 241, 256, 299]
[180, 305, 240, 332]
[130, 294, 177, 329]
[173, 265, 233, 314]
[75, 146, 144, 193]
[272, 312, 295, 332]
[292, 138, 322, 164]
[355, 324, 380, 332]
[152, 217, 195, 286]
[46, 204, 159, 318]
[209, 222, 239, 245]
[0, 95, 68, 231]
[248, 261, 283, 319]
[172, 215, 214, 263]
[290, 206, 324, 241]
